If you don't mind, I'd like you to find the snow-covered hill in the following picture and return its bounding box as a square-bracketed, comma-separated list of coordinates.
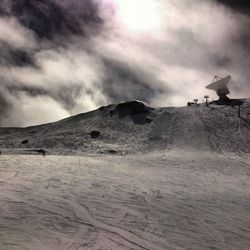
[0, 102, 250, 249]
[0, 100, 249, 154]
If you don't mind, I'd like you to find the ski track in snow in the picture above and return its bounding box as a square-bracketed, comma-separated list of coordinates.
[0, 152, 249, 250]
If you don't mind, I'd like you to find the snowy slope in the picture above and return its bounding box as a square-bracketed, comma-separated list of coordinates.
[0, 152, 249, 249]
[0, 100, 250, 154]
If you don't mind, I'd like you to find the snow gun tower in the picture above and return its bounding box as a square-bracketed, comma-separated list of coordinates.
[205, 75, 245, 117]
[206, 75, 231, 103]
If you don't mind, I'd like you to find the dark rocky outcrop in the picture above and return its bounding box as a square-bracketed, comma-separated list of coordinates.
[90, 131, 101, 139]
[36, 149, 46, 156]
[111, 101, 154, 125]
[21, 140, 29, 145]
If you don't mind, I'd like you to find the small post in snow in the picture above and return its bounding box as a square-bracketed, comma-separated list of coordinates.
[238, 104, 242, 118]
[204, 95, 209, 107]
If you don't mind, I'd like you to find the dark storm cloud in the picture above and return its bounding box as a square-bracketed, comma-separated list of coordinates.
[209, 54, 232, 68]
[0, 43, 35, 67]
[0, 0, 106, 126]
[231, 19, 250, 55]
[0, 0, 103, 39]
[215, 0, 250, 14]
[0, 0, 118, 126]
[215, 0, 250, 95]
[214, 0, 250, 51]
[101, 58, 165, 103]
[7, 84, 83, 110]
[0, 87, 12, 123]
[0, 0, 250, 126]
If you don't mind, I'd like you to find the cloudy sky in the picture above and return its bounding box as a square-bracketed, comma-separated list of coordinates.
[0, 0, 249, 127]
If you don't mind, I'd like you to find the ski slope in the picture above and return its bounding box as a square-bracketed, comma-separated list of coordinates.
[0, 152, 249, 249]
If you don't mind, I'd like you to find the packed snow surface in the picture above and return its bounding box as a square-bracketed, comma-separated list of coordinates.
[0, 151, 249, 250]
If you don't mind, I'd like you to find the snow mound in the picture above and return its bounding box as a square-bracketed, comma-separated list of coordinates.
[0, 100, 250, 154]
[110, 101, 154, 125]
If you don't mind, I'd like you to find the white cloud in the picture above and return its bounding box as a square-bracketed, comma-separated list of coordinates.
[2, 94, 70, 127]
[0, 17, 36, 49]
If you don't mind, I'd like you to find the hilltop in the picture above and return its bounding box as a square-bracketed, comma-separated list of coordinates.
[0, 100, 250, 155]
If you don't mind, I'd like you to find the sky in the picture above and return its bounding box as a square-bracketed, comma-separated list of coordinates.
[0, 0, 249, 127]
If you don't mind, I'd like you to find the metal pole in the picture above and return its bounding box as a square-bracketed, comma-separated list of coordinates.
[238, 105, 241, 118]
